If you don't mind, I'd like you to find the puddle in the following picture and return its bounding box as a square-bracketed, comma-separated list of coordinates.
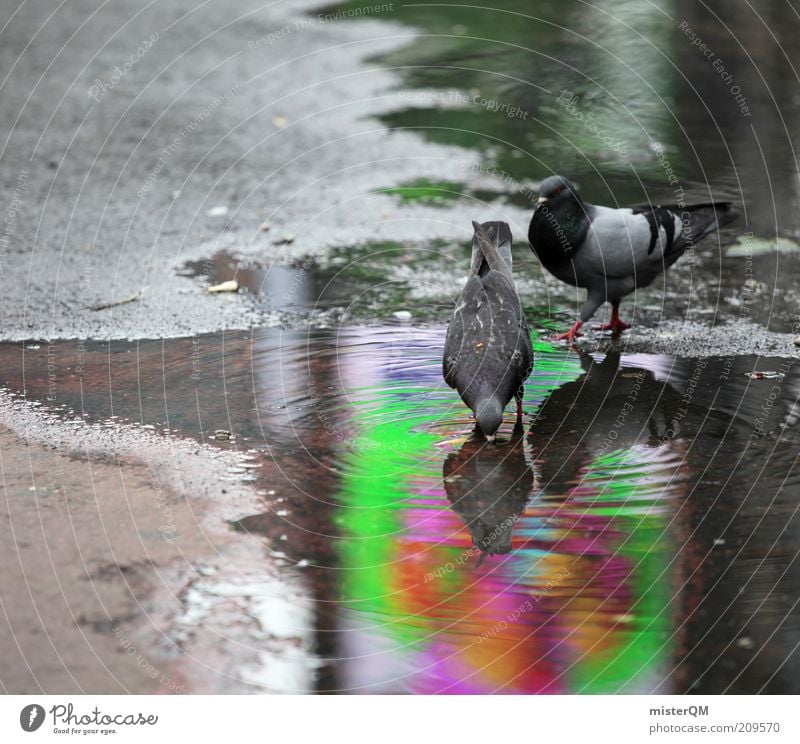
[179, 242, 570, 333]
[179, 246, 476, 326]
[3, 330, 800, 693]
[179, 231, 800, 343]
[332, 0, 800, 202]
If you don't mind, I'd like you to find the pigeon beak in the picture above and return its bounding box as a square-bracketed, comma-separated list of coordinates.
[537, 196, 548, 205]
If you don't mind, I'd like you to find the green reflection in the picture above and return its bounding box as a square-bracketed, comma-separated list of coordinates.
[571, 448, 672, 693]
[335, 409, 441, 644]
[381, 178, 466, 204]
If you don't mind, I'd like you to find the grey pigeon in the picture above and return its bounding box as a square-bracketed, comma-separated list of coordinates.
[443, 221, 533, 441]
[528, 175, 738, 342]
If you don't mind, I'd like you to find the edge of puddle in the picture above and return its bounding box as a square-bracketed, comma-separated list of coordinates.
[0, 390, 318, 693]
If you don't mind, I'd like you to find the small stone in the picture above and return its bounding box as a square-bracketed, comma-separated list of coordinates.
[207, 205, 229, 217]
[794, 337, 800, 347]
[713, 538, 725, 546]
[393, 310, 412, 321]
[260, 221, 271, 232]
[208, 280, 239, 293]
[736, 636, 754, 649]
[272, 116, 288, 128]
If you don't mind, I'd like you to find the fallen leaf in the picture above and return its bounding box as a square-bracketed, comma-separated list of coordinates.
[208, 280, 239, 293]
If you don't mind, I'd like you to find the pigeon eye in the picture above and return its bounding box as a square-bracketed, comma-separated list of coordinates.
[554, 187, 562, 195]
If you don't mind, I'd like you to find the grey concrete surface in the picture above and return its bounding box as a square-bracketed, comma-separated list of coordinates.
[0, 0, 486, 341]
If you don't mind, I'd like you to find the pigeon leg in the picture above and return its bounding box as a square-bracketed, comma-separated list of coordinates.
[593, 303, 631, 336]
[515, 394, 523, 421]
[553, 320, 584, 343]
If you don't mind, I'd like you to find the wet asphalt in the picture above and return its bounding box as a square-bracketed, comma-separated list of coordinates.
[0, 0, 482, 341]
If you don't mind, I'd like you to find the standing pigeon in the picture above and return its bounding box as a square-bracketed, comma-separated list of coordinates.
[528, 175, 737, 342]
[443, 221, 533, 441]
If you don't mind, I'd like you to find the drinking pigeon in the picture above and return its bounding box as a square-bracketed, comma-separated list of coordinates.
[443, 221, 533, 441]
[528, 175, 738, 342]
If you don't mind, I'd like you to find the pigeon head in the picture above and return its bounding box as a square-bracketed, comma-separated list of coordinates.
[475, 397, 503, 439]
[528, 175, 589, 267]
[536, 175, 580, 210]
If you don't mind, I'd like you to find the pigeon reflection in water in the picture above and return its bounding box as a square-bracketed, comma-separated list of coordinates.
[442, 422, 533, 557]
[527, 349, 725, 491]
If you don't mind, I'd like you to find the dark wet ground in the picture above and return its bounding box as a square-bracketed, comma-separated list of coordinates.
[4, 327, 799, 693]
[326, 0, 800, 336]
[345, 0, 800, 217]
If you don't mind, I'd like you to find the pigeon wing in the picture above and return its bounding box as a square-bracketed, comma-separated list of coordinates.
[443, 271, 532, 401]
[578, 205, 684, 281]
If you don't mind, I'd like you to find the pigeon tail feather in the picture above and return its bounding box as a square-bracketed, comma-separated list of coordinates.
[680, 202, 738, 245]
[471, 221, 514, 278]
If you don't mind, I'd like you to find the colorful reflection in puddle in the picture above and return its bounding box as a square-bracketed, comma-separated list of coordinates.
[328, 346, 679, 693]
[2, 329, 799, 693]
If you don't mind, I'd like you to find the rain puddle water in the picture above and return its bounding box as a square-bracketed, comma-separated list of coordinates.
[3, 330, 799, 693]
[178, 244, 485, 327]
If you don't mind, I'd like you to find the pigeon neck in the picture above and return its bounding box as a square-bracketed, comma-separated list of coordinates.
[528, 199, 588, 267]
